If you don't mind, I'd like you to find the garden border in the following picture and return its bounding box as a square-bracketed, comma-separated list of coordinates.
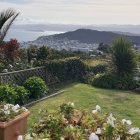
[24, 90, 65, 108]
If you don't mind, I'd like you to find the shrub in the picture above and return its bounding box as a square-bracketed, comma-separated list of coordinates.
[14, 85, 29, 105]
[45, 57, 86, 82]
[0, 85, 18, 104]
[88, 64, 107, 74]
[116, 76, 139, 90]
[91, 73, 139, 90]
[91, 73, 118, 89]
[112, 37, 137, 76]
[24, 76, 48, 99]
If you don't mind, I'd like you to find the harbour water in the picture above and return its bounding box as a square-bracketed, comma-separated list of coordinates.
[5, 29, 63, 42]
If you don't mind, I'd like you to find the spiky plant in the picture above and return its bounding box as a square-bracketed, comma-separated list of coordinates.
[112, 37, 137, 76]
[0, 8, 19, 42]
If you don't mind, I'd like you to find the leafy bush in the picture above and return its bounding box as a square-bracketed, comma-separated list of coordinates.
[0, 85, 18, 104]
[45, 57, 86, 82]
[88, 64, 107, 74]
[91, 73, 139, 90]
[91, 73, 118, 89]
[24, 76, 48, 99]
[14, 85, 29, 105]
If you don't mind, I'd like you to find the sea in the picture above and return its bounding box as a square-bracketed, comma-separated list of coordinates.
[4, 29, 63, 42]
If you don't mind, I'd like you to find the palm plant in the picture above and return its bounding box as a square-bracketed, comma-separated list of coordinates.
[0, 8, 19, 42]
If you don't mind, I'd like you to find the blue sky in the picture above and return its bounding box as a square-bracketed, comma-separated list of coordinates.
[0, 0, 140, 25]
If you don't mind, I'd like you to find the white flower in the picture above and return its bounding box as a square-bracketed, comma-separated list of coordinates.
[4, 110, 10, 115]
[129, 127, 140, 135]
[12, 107, 18, 113]
[69, 124, 74, 129]
[89, 133, 99, 140]
[122, 119, 127, 124]
[126, 120, 132, 125]
[60, 137, 65, 140]
[95, 105, 101, 112]
[4, 105, 9, 110]
[12, 104, 20, 113]
[14, 104, 20, 110]
[67, 102, 74, 107]
[17, 135, 23, 140]
[107, 113, 116, 127]
[25, 134, 33, 140]
[122, 119, 132, 125]
[92, 110, 97, 114]
[71, 102, 74, 107]
[22, 107, 28, 112]
[95, 128, 101, 134]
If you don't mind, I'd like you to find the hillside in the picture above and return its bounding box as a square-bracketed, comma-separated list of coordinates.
[36, 29, 140, 45]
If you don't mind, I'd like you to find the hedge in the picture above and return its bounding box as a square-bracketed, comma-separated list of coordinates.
[45, 57, 86, 82]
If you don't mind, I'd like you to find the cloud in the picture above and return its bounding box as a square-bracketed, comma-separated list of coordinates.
[0, 0, 140, 25]
[0, 0, 30, 4]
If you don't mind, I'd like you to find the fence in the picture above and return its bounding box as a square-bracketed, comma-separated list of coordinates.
[0, 67, 58, 85]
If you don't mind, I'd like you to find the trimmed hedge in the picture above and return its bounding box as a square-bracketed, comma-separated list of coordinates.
[45, 57, 86, 82]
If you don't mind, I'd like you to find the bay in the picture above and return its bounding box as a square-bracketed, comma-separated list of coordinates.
[5, 29, 63, 42]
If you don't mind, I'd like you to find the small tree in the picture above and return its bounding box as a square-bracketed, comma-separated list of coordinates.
[112, 37, 136, 76]
[37, 46, 49, 60]
[3, 39, 20, 63]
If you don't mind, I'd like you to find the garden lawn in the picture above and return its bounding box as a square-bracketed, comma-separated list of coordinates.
[28, 83, 140, 129]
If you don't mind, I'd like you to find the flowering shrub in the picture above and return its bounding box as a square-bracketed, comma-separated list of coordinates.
[23, 103, 140, 140]
[0, 102, 28, 122]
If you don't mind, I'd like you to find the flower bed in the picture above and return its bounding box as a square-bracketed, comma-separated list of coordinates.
[23, 103, 140, 140]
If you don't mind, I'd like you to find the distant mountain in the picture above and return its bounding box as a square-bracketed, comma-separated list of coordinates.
[36, 29, 140, 45]
[13, 24, 140, 35]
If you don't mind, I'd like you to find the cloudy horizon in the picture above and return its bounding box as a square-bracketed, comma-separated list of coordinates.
[0, 0, 140, 25]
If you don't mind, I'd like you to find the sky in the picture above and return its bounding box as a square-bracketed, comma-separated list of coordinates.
[0, 0, 140, 25]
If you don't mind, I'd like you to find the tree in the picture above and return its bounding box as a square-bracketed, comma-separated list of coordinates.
[98, 42, 111, 53]
[0, 8, 19, 42]
[112, 37, 137, 76]
[3, 39, 20, 63]
[37, 46, 49, 60]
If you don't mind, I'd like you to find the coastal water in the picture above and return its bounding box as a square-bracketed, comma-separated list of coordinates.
[5, 29, 63, 42]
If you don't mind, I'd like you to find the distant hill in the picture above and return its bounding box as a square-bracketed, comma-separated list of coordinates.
[36, 29, 140, 45]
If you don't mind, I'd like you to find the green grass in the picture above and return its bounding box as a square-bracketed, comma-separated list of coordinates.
[28, 83, 140, 129]
[84, 59, 106, 66]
